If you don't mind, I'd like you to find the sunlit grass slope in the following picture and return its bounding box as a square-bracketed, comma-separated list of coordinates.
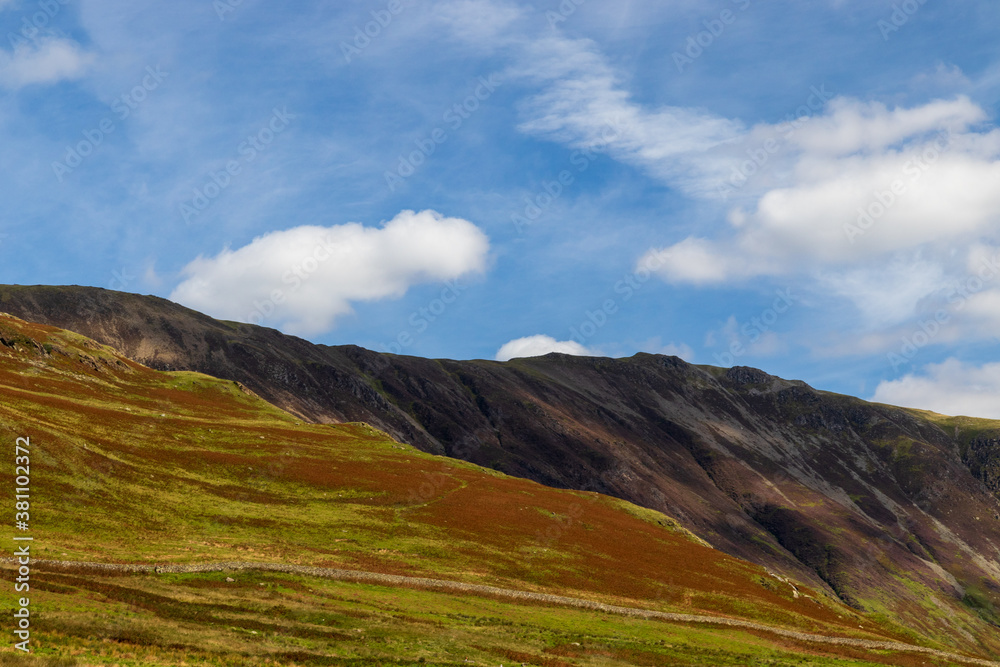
[0, 313, 987, 665]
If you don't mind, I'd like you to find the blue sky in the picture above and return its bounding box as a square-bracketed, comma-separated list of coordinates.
[3, 0, 1000, 417]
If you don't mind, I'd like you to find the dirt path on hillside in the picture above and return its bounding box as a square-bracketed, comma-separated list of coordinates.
[5, 558, 999, 666]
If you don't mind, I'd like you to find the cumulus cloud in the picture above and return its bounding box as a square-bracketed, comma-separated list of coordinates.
[171, 210, 490, 336]
[645, 97, 1000, 282]
[0, 39, 94, 88]
[632, 96, 1000, 344]
[791, 96, 984, 156]
[871, 359, 1000, 419]
[495, 335, 597, 362]
[637, 238, 736, 286]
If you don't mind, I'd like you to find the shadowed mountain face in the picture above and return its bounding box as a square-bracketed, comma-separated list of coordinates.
[3, 284, 1000, 649]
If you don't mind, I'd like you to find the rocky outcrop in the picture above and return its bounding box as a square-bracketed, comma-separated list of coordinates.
[966, 436, 1000, 496]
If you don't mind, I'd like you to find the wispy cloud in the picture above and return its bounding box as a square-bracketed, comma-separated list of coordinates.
[512, 35, 744, 198]
[0, 39, 94, 88]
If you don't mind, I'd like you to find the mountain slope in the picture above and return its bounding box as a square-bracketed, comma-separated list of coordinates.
[2, 284, 1000, 656]
[0, 311, 967, 666]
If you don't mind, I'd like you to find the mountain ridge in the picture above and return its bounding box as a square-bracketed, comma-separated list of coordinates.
[2, 284, 1000, 654]
[3, 308, 943, 666]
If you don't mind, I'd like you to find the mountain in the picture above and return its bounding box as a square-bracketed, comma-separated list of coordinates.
[0, 309, 960, 666]
[2, 284, 1000, 656]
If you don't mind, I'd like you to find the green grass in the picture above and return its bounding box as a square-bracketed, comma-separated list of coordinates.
[0, 570, 965, 667]
[0, 314, 995, 665]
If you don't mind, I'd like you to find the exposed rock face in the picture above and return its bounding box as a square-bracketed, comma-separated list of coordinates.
[3, 284, 1000, 644]
[966, 437, 1000, 496]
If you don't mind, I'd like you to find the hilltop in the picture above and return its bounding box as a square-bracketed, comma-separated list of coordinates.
[2, 285, 1000, 660]
[2, 311, 979, 665]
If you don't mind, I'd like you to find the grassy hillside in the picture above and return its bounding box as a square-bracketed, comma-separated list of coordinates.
[4, 284, 1000, 650]
[10, 569, 985, 667]
[0, 313, 993, 666]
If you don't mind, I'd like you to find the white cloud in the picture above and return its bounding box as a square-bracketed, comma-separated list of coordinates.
[499, 27, 1000, 335]
[962, 289, 1000, 328]
[633, 96, 1000, 339]
[645, 98, 1000, 282]
[637, 239, 738, 285]
[499, 26, 1000, 351]
[171, 210, 490, 336]
[791, 96, 984, 156]
[816, 247, 1000, 357]
[512, 36, 743, 198]
[872, 359, 1000, 419]
[818, 259, 947, 328]
[909, 63, 973, 96]
[0, 39, 94, 88]
[495, 335, 597, 362]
